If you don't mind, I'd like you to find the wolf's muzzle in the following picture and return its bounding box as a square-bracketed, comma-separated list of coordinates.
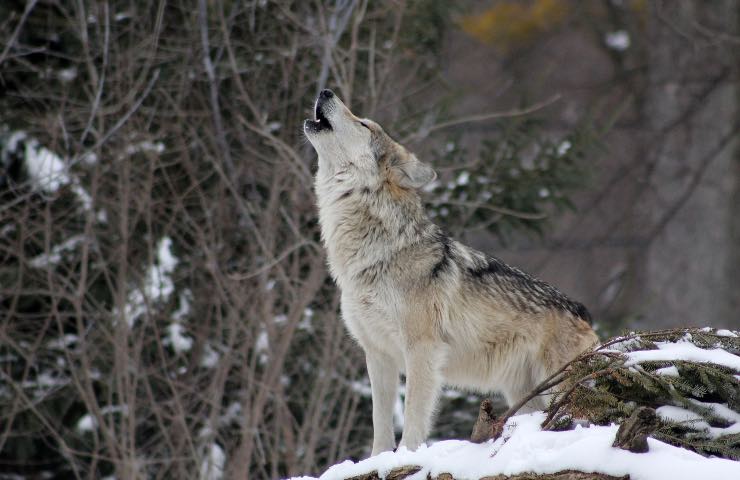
[304, 89, 335, 134]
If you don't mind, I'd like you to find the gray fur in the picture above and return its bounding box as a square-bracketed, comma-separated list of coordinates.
[304, 90, 598, 455]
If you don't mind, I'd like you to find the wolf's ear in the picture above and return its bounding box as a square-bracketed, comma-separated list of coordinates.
[393, 154, 437, 190]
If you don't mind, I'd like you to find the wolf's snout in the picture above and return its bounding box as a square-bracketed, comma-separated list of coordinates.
[315, 89, 335, 122]
[304, 89, 336, 135]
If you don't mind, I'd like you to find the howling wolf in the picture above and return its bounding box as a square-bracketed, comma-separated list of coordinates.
[304, 89, 598, 455]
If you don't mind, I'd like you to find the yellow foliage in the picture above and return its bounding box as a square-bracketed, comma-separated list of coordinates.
[629, 0, 648, 27]
[460, 0, 569, 49]
[630, 0, 647, 14]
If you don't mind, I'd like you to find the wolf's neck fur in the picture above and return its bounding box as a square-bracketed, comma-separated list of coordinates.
[315, 165, 431, 287]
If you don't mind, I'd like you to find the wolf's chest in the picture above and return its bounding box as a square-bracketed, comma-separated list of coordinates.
[340, 288, 405, 357]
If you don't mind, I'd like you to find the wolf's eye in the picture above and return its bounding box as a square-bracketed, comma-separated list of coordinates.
[359, 121, 370, 130]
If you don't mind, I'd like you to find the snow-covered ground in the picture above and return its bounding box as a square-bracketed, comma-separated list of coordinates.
[294, 329, 740, 480]
[295, 411, 740, 480]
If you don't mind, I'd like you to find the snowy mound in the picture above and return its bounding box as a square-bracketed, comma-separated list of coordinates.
[294, 328, 740, 480]
[298, 412, 740, 480]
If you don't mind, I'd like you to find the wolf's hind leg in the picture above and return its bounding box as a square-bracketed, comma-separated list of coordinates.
[502, 362, 547, 414]
[504, 359, 555, 414]
[398, 343, 445, 451]
[366, 349, 399, 456]
[507, 391, 547, 414]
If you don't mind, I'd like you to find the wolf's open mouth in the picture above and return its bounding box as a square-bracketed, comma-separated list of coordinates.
[304, 89, 334, 135]
[313, 103, 332, 131]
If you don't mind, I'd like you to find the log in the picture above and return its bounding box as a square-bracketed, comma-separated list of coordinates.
[470, 399, 498, 443]
[611, 407, 658, 454]
[347, 467, 628, 480]
[346, 465, 421, 480]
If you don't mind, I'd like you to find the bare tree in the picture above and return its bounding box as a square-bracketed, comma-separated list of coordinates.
[0, 1, 452, 478]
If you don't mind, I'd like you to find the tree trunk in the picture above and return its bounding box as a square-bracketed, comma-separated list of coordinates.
[625, 0, 739, 329]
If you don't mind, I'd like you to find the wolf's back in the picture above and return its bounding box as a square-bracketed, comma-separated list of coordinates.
[434, 236, 593, 325]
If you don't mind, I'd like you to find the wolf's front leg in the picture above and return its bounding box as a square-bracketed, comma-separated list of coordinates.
[366, 349, 399, 455]
[398, 343, 445, 451]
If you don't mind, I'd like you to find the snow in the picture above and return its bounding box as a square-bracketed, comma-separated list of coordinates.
[22, 372, 69, 399]
[455, 171, 469, 186]
[124, 140, 165, 156]
[119, 237, 179, 327]
[58, 67, 77, 82]
[298, 308, 314, 331]
[653, 365, 679, 377]
[256, 330, 269, 364]
[24, 139, 70, 193]
[165, 290, 192, 355]
[76, 414, 98, 432]
[220, 402, 243, 426]
[47, 334, 79, 350]
[656, 406, 708, 429]
[689, 399, 740, 423]
[76, 405, 129, 433]
[350, 380, 372, 397]
[164, 323, 193, 354]
[622, 341, 740, 371]
[556, 140, 571, 157]
[606, 335, 641, 352]
[199, 443, 225, 480]
[298, 412, 740, 480]
[605, 30, 630, 51]
[296, 333, 740, 480]
[156, 237, 178, 272]
[255, 331, 269, 352]
[29, 235, 87, 268]
[172, 290, 192, 321]
[709, 421, 740, 438]
[657, 405, 740, 438]
[80, 151, 98, 165]
[24, 372, 67, 389]
[716, 329, 738, 337]
[3, 131, 99, 214]
[71, 183, 94, 211]
[200, 344, 220, 368]
[6, 130, 27, 153]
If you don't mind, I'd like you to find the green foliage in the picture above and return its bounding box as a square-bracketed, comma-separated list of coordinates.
[546, 328, 740, 460]
[425, 119, 597, 241]
[401, 0, 460, 55]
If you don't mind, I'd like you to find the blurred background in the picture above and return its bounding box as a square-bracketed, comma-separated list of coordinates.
[0, 0, 737, 478]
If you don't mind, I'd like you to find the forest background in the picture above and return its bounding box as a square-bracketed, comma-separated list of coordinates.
[0, 0, 737, 478]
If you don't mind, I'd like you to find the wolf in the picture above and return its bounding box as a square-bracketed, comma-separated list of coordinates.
[304, 89, 598, 455]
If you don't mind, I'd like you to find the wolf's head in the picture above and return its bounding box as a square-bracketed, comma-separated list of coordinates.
[304, 89, 436, 190]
